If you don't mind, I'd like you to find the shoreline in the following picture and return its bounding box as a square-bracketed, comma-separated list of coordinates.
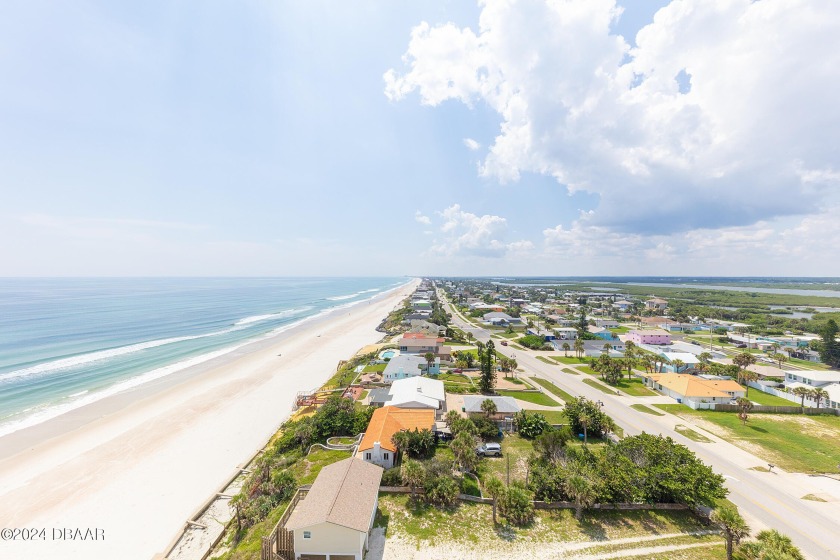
[0, 278, 419, 560]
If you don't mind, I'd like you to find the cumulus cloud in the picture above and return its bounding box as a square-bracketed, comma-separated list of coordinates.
[463, 137, 481, 151]
[430, 204, 532, 257]
[414, 210, 432, 225]
[386, 0, 840, 236]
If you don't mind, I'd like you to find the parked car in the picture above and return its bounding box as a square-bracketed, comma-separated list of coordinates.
[500, 341, 508, 346]
[476, 442, 502, 457]
[735, 343, 747, 348]
[453, 368, 463, 373]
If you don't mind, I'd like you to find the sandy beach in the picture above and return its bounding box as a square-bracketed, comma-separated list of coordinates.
[0, 279, 418, 560]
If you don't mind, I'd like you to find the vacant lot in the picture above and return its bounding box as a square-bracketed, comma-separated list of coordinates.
[497, 389, 560, 407]
[530, 377, 575, 403]
[659, 409, 840, 473]
[373, 493, 721, 559]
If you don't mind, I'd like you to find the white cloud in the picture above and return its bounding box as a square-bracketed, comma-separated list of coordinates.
[386, 0, 840, 236]
[414, 210, 432, 225]
[463, 137, 481, 151]
[430, 204, 531, 258]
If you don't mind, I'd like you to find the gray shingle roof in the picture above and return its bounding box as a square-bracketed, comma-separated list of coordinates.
[285, 458, 383, 533]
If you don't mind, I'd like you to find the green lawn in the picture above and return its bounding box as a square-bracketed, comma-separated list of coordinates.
[530, 377, 575, 403]
[437, 372, 473, 385]
[496, 389, 560, 407]
[578, 365, 600, 375]
[662, 410, 840, 473]
[550, 355, 589, 364]
[785, 357, 830, 369]
[614, 376, 658, 396]
[582, 378, 620, 395]
[497, 331, 522, 339]
[631, 404, 665, 416]
[362, 363, 387, 373]
[527, 408, 566, 424]
[609, 326, 631, 334]
[561, 368, 580, 375]
[746, 389, 798, 406]
[359, 390, 369, 400]
[476, 434, 534, 485]
[536, 355, 560, 365]
[674, 425, 714, 443]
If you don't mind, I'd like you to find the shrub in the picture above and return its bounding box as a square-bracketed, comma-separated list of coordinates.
[471, 416, 500, 440]
[424, 475, 459, 506]
[499, 482, 535, 526]
[514, 410, 551, 439]
[381, 467, 403, 486]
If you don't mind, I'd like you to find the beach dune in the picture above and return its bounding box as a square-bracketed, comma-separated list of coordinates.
[0, 279, 418, 560]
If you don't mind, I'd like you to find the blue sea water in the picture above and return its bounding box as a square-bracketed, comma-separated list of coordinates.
[0, 277, 408, 437]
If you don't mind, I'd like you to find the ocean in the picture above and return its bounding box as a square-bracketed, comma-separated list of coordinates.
[0, 277, 408, 438]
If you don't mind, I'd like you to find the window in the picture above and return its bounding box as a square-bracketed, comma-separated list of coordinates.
[365, 453, 371, 460]
[384, 453, 389, 460]
[303, 531, 311, 539]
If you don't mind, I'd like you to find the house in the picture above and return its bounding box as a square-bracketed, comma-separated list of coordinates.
[284, 457, 383, 560]
[579, 339, 625, 358]
[593, 318, 619, 328]
[613, 300, 633, 311]
[657, 352, 700, 372]
[644, 373, 745, 405]
[399, 333, 450, 360]
[382, 354, 439, 383]
[783, 369, 840, 389]
[526, 328, 555, 341]
[661, 322, 695, 332]
[461, 395, 521, 421]
[482, 311, 523, 326]
[645, 298, 669, 311]
[358, 407, 436, 469]
[408, 319, 446, 335]
[589, 326, 617, 341]
[628, 330, 671, 345]
[552, 327, 578, 340]
[410, 299, 432, 311]
[387, 376, 446, 411]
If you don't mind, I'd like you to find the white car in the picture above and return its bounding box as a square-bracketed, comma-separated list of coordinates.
[476, 442, 502, 457]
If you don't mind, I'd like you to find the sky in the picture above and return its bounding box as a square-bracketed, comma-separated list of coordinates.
[1, 0, 838, 277]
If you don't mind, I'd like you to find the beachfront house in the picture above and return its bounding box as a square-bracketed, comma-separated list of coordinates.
[358, 406, 436, 469]
[628, 330, 671, 345]
[382, 354, 439, 383]
[284, 457, 383, 560]
[398, 333, 451, 360]
[644, 373, 745, 406]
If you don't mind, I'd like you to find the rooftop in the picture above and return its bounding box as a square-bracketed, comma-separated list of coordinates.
[358, 406, 436, 453]
[285, 458, 383, 533]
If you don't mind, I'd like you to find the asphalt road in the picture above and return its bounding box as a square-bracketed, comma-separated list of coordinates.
[442, 296, 840, 560]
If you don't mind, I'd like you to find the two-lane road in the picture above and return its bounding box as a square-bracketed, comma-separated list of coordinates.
[441, 294, 840, 559]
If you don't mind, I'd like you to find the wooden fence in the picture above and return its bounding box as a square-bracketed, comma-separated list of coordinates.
[261, 486, 310, 560]
[713, 404, 839, 415]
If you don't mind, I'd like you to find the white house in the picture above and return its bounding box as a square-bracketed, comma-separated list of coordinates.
[593, 318, 619, 328]
[783, 369, 840, 389]
[285, 458, 383, 560]
[382, 354, 435, 383]
[387, 376, 446, 411]
[552, 327, 578, 340]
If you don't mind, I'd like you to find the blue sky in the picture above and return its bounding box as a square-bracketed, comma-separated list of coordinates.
[1, 0, 838, 276]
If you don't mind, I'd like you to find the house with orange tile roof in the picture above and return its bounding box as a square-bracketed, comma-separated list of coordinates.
[644, 373, 745, 405]
[399, 332, 451, 360]
[357, 406, 435, 469]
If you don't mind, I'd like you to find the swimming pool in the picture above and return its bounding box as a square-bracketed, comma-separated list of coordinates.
[381, 350, 396, 360]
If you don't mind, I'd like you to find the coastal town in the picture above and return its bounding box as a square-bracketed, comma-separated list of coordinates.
[171, 278, 840, 560]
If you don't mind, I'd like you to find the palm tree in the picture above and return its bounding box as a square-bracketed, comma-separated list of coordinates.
[481, 398, 498, 418]
[391, 430, 412, 463]
[574, 338, 585, 359]
[770, 351, 787, 369]
[578, 411, 592, 445]
[484, 476, 506, 525]
[562, 342, 571, 357]
[736, 397, 753, 426]
[733, 352, 757, 384]
[739, 529, 805, 560]
[602, 342, 612, 354]
[424, 352, 436, 373]
[711, 504, 749, 560]
[444, 410, 460, 429]
[566, 473, 595, 520]
[809, 387, 829, 409]
[400, 459, 425, 499]
[792, 386, 810, 409]
[671, 358, 685, 373]
[742, 370, 758, 397]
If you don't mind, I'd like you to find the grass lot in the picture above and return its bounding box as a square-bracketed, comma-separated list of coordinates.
[497, 331, 522, 339]
[579, 369, 658, 396]
[562, 368, 580, 375]
[536, 355, 560, 365]
[437, 372, 473, 385]
[362, 363, 387, 373]
[359, 390, 369, 400]
[375, 493, 717, 552]
[609, 326, 631, 334]
[659, 409, 840, 473]
[578, 365, 600, 375]
[550, 355, 589, 364]
[746, 389, 798, 406]
[786, 356, 830, 369]
[496, 390, 560, 407]
[530, 377, 575, 403]
[582, 378, 620, 395]
[631, 404, 665, 416]
[290, 448, 352, 484]
[527, 409, 566, 424]
[632, 545, 727, 560]
[477, 434, 534, 485]
[674, 425, 714, 443]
